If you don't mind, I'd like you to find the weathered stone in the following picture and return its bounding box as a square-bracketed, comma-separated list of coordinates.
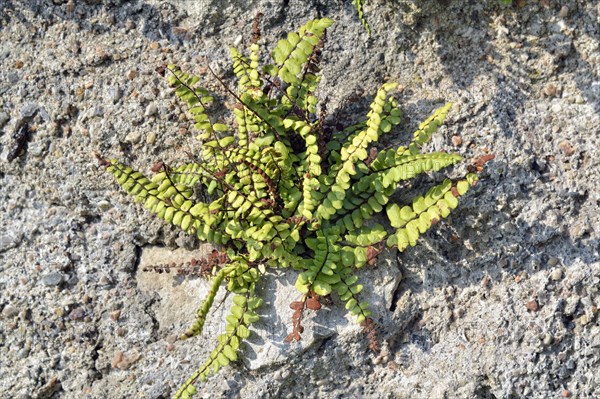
[42, 272, 64, 287]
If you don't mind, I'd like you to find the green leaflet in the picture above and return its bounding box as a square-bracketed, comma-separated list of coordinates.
[103, 18, 486, 399]
[345, 224, 387, 247]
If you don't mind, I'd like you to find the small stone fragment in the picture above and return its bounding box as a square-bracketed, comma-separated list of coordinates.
[550, 268, 563, 281]
[99, 275, 112, 285]
[0, 111, 9, 128]
[551, 103, 562, 113]
[146, 131, 157, 144]
[0, 233, 21, 252]
[42, 272, 64, 286]
[559, 6, 569, 18]
[108, 86, 122, 104]
[97, 200, 110, 210]
[543, 83, 557, 97]
[125, 131, 142, 144]
[578, 313, 591, 326]
[526, 300, 539, 311]
[21, 103, 38, 118]
[149, 42, 160, 50]
[558, 141, 575, 156]
[542, 333, 553, 346]
[145, 103, 158, 116]
[7, 72, 19, 84]
[110, 310, 121, 321]
[15, 60, 24, 69]
[451, 135, 462, 146]
[112, 351, 124, 368]
[2, 304, 19, 318]
[69, 307, 85, 320]
[17, 348, 29, 359]
[127, 70, 139, 80]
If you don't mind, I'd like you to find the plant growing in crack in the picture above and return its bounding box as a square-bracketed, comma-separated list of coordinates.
[99, 16, 490, 398]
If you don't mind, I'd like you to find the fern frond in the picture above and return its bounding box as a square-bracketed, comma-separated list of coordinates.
[340, 83, 398, 163]
[386, 174, 479, 251]
[408, 102, 453, 154]
[352, 0, 371, 35]
[180, 266, 229, 340]
[230, 46, 262, 94]
[333, 262, 371, 323]
[267, 18, 333, 85]
[315, 83, 399, 222]
[167, 65, 240, 167]
[107, 161, 218, 238]
[294, 229, 342, 296]
[174, 261, 262, 399]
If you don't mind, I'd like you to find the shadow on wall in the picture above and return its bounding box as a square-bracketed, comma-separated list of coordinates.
[426, 0, 599, 119]
[0, 0, 324, 42]
[0, 0, 190, 43]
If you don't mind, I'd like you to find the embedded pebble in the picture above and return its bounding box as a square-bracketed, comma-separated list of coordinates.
[68, 307, 85, 320]
[20, 103, 37, 118]
[146, 131, 157, 144]
[543, 83, 558, 97]
[526, 300, 539, 311]
[0, 111, 9, 127]
[145, 103, 158, 116]
[451, 135, 462, 146]
[542, 333, 553, 346]
[0, 233, 21, 252]
[125, 130, 142, 144]
[99, 275, 112, 285]
[97, 200, 111, 210]
[550, 268, 563, 281]
[110, 310, 121, 321]
[127, 70, 139, 80]
[548, 257, 559, 267]
[2, 304, 19, 318]
[108, 86, 122, 104]
[41, 272, 64, 286]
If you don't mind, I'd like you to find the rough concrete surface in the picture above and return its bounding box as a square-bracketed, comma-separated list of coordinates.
[0, 0, 598, 398]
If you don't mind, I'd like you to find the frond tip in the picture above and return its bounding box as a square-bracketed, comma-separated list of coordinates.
[352, 0, 371, 35]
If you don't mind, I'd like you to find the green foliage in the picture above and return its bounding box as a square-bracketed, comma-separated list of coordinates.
[352, 0, 370, 34]
[103, 18, 487, 398]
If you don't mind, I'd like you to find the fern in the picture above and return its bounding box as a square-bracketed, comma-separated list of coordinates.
[101, 17, 490, 398]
